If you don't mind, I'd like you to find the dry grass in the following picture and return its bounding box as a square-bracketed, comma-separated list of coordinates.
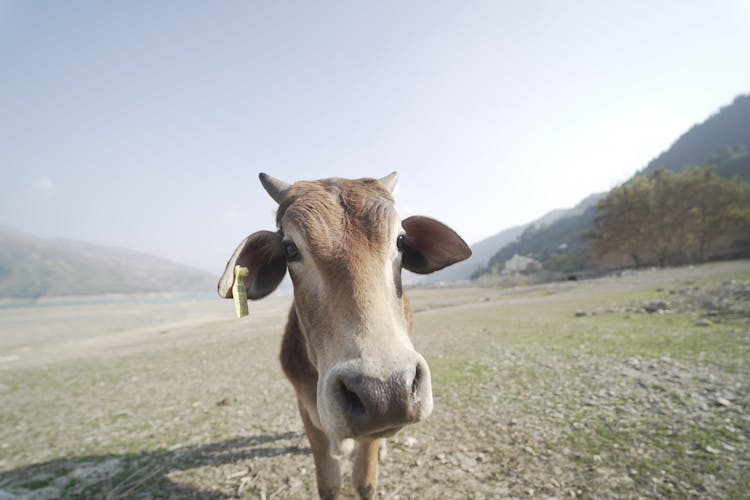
[1, 261, 748, 498]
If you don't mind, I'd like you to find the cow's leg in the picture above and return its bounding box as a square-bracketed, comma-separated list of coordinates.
[353, 438, 380, 500]
[300, 406, 341, 500]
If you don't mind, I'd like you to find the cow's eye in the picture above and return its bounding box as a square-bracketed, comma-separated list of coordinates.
[284, 242, 300, 261]
[397, 234, 405, 252]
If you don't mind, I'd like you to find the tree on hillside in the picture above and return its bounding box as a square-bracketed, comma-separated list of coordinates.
[589, 166, 750, 268]
[588, 176, 652, 266]
[681, 166, 750, 261]
[648, 169, 691, 266]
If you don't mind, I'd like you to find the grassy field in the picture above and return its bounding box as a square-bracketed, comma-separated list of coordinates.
[1, 261, 748, 498]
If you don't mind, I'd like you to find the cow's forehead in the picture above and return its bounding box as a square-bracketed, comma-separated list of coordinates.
[276, 177, 397, 258]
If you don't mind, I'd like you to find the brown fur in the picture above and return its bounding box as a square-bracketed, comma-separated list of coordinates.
[219, 173, 470, 499]
[278, 178, 414, 389]
[277, 178, 393, 272]
[280, 296, 414, 393]
[278, 178, 414, 499]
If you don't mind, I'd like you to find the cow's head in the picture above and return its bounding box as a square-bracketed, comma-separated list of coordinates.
[218, 173, 470, 443]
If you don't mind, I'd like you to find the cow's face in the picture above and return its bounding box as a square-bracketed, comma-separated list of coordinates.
[218, 173, 471, 443]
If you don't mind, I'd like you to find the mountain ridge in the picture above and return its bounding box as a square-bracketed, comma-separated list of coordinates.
[640, 94, 750, 181]
[474, 93, 750, 278]
[0, 227, 216, 299]
[411, 191, 604, 283]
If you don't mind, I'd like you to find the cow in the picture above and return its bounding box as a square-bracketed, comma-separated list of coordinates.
[218, 173, 471, 499]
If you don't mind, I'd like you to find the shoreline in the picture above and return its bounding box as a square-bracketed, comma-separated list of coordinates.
[0, 291, 218, 310]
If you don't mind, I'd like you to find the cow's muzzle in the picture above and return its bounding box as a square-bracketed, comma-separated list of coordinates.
[331, 355, 432, 437]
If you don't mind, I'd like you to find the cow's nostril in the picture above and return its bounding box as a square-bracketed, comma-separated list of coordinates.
[412, 364, 422, 402]
[340, 380, 365, 417]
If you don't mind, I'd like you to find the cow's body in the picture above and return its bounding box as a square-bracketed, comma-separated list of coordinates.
[219, 173, 470, 499]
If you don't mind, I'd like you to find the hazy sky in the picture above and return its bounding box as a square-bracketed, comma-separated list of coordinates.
[2, 1, 749, 274]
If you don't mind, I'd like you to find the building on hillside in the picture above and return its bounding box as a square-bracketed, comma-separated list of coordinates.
[503, 254, 542, 274]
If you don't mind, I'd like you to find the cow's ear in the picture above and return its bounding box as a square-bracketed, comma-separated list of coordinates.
[218, 231, 287, 300]
[401, 216, 472, 274]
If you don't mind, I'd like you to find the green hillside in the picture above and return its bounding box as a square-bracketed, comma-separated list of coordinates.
[475, 93, 750, 279]
[477, 205, 598, 277]
[0, 229, 215, 299]
[641, 95, 750, 182]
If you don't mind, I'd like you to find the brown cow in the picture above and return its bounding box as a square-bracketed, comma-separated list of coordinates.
[218, 173, 471, 499]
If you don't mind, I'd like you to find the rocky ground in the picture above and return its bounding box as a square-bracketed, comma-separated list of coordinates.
[0, 261, 748, 499]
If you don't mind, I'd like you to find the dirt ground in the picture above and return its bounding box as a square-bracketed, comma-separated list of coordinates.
[1, 261, 748, 499]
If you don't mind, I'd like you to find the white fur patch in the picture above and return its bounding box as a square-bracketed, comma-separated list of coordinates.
[330, 437, 355, 458]
[379, 440, 388, 462]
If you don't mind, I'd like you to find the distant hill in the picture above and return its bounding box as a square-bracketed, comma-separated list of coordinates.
[0, 228, 215, 299]
[477, 193, 604, 277]
[407, 224, 525, 284]
[641, 95, 750, 182]
[410, 192, 604, 284]
[474, 93, 750, 279]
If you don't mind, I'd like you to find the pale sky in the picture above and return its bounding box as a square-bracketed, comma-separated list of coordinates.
[1, 1, 749, 274]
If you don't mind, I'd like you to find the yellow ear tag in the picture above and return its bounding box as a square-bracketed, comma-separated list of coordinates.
[232, 265, 249, 318]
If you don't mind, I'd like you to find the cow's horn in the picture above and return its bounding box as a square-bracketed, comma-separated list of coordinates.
[379, 171, 398, 193]
[259, 173, 290, 204]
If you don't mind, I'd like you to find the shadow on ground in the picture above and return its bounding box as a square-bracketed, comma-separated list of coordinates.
[0, 432, 310, 498]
